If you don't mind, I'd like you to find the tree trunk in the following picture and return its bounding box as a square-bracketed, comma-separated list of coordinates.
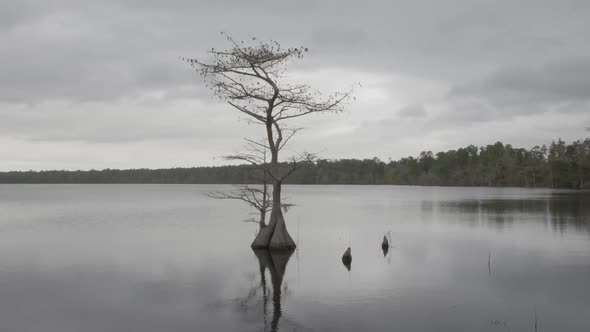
[251, 180, 278, 248]
[251, 119, 296, 249]
[268, 208, 296, 249]
[578, 163, 584, 189]
[268, 182, 296, 250]
[251, 192, 270, 248]
[251, 181, 296, 249]
[260, 208, 266, 227]
[251, 224, 273, 249]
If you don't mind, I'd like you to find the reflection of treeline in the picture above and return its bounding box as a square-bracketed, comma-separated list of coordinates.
[1, 139, 588, 188]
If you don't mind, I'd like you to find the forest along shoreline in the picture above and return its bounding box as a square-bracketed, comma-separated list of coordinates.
[1, 139, 588, 189]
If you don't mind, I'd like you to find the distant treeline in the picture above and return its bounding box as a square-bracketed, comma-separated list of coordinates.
[1, 139, 589, 188]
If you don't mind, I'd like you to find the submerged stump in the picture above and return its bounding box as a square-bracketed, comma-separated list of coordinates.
[342, 247, 352, 270]
[382, 235, 390, 257]
[382, 235, 389, 249]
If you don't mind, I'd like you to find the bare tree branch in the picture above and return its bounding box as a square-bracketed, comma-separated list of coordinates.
[227, 102, 266, 123]
[278, 127, 302, 151]
[278, 152, 317, 182]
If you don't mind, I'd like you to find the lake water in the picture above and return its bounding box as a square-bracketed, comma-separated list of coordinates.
[0, 185, 589, 331]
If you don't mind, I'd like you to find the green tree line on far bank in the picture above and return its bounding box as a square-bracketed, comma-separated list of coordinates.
[1, 139, 589, 189]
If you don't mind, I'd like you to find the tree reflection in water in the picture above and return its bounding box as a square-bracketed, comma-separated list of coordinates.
[252, 249, 293, 332]
[250, 248, 317, 332]
[226, 247, 316, 331]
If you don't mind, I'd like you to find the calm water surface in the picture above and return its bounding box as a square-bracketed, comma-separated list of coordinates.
[0, 185, 589, 331]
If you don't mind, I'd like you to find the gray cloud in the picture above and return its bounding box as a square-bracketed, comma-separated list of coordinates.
[451, 58, 590, 106]
[3, 0, 589, 103]
[0, 99, 250, 144]
[1, 0, 590, 170]
[399, 104, 427, 118]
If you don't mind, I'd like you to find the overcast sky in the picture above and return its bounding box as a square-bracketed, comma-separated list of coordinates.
[1, 0, 589, 171]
